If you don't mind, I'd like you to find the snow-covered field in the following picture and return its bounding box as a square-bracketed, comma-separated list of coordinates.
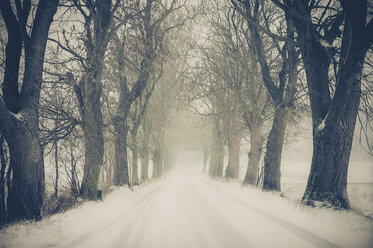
[0, 167, 372, 248]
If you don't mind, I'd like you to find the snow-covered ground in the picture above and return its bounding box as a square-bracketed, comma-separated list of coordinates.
[0, 167, 372, 248]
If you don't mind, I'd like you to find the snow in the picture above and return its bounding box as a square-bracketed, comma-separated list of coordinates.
[10, 112, 23, 121]
[1, 167, 372, 248]
[320, 39, 331, 49]
[317, 118, 326, 132]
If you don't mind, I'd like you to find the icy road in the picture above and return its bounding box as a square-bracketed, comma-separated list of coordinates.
[0, 167, 372, 248]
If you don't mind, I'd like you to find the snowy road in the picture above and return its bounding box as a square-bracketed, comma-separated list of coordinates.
[1, 167, 372, 248]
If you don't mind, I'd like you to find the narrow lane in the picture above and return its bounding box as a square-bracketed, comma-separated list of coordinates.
[2, 167, 369, 248]
[62, 167, 341, 248]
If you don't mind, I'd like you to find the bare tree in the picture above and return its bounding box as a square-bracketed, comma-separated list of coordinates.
[112, 0, 191, 186]
[272, 0, 373, 208]
[231, 0, 299, 191]
[0, 0, 59, 222]
[69, 0, 120, 199]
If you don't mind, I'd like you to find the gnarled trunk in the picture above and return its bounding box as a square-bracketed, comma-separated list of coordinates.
[225, 105, 241, 179]
[80, 75, 104, 199]
[302, 62, 363, 209]
[140, 148, 149, 182]
[262, 105, 290, 191]
[243, 123, 263, 185]
[5, 118, 44, 222]
[131, 145, 139, 186]
[140, 114, 150, 182]
[0, 0, 58, 222]
[114, 118, 129, 186]
[0, 136, 6, 226]
[280, 0, 372, 209]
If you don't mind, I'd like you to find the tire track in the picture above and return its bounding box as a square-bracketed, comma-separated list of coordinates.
[191, 170, 341, 248]
[181, 180, 211, 248]
[61, 181, 165, 248]
[187, 175, 251, 248]
[112, 172, 184, 248]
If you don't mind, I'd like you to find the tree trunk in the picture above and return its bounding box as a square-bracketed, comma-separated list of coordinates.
[216, 144, 224, 178]
[0, 136, 7, 226]
[152, 148, 161, 179]
[114, 118, 129, 186]
[140, 145, 149, 182]
[243, 123, 263, 185]
[203, 140, 210, 172]
[293, 1, 372, 208]
[208, 140, 217, 177]
[302, 61, 363, 209]
[209, 135, 224, 178]
[5, 121, 44, 221]
[208, 117, 225, 178]
[262, 106, 290, 191]
[53, 139, 59, 198]
[79, 0, 116, 200]
[225, 132, 240, 179]
[140, 114, 150, 182]
[69, 140, 79, 198]
[80, 75, 104, 200]
[225, 104, 241, 179]
[131, 145, 139, 186]
[0, 0, 58, 222]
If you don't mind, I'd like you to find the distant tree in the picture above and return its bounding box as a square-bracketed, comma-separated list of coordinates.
[195, 1, 272, 183]
[112, 0, 192, 186]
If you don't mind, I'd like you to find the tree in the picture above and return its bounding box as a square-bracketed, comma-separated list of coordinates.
[112, 0, 191, 185]
[195, 2, 272, 183]
[0, 135, 9, 226]
[231, 0, 299, 190]
[129, 85, 156, 185]
[273, 0, 373, 208]
[0, 0, 59, 221]
[70, 0, 120, 199]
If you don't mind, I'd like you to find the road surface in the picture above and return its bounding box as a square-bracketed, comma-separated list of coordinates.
[61, 168, 342, 248]
[1, 167, 372, 248]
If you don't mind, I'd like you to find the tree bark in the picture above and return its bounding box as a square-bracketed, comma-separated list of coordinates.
[4, 118, 45, 221]
[112, 0, 155, 185]
[225, 104, 241, 179]
[114, 117, 130, 186]
[0, 0, 58, 222]
[209, 121, 225, 178]
[0, 0, 23, 113]
[80, 74, 104, 199]
[53, 139, 59, 198]
[302, 51, 366, 208]
[0, 136, 7, 226]
[281, 0, 373, 208]
[243, 123, 263, 185]
[262, 106, 290, 191]
[152, 148, 161, 179]
[140, 114, 150, 182]
[76, 0, 116, 199]
[225, 131, 240, 179]
[131, 145, 139, 186]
